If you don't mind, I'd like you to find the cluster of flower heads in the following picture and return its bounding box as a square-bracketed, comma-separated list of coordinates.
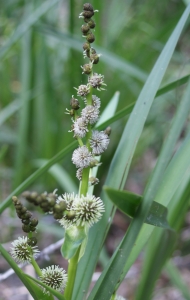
[10, 236, 39, 263]
[67, 3, 110, 185]
[10, 236, 67, 294]
[57, 192, 105, 228]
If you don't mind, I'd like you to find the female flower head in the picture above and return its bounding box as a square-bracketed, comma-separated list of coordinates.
[73, 194, 105, 227]
[10, 236, 39, 263]
[40, 265, 67, 294]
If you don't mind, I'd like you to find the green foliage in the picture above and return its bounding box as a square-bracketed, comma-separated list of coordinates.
[1, 1, 190, 300]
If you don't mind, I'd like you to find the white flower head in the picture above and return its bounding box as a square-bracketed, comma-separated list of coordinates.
[81, 105, 99, 124]
[74, 84, 90, 97]
[90, 130, 110, 155]
[10, 236, 39, 263]
[88, 73, 106, 91]
[72, 146, 93, 168]
[73, 117, 88, 138]
[73, 194, 105, 227]
[40, 265, 67, 294]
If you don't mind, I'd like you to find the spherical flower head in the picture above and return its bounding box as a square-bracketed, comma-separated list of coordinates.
[40, 265, 67, 294]
[81, 105, 99, 124]
[73, 117, 88, 138]
[88, 73, 106, 91]
[73, 194, 105, 227]
[90, 130, 110, 155]
[72, 145, 93, 168]
[74, 84, 90, 97]
[10, 236, 39, 263]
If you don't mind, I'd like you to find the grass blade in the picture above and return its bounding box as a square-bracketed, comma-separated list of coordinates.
[86, 6, 190, 300]
[0, 0, 61, 59]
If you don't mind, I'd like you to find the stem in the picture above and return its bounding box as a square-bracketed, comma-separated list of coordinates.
[30, 256, 42, 276]
[80, 167, 90, 196]
[64, 247, 80, 300]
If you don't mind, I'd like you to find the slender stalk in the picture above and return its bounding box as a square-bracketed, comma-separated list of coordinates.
[30, 256, 42, 277]
[80, 167, 90, 196]
[64, 247, 80, 300]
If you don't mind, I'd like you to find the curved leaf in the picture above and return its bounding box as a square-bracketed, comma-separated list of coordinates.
[61, 226, 87, 260]
[104, 187, 171, 229]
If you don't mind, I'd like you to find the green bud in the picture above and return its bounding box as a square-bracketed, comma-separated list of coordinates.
[81, 24, 90, 35]
[86, 32, 95, 43]
[83, 3, 94, 11]
[70, 97, 80, 110]
[90, 54, 99, 64]
[82, 63, 92, 74]
[88, 19, 96, 29]
[27, 237, 38, 246]
[22, 224, 31, 233]
[30, 218, 38, 227]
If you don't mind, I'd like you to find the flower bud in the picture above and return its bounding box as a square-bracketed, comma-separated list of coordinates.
[83, 3, 94, 11]
[82, 10, 94, 18]
[27, 237, 38, 246]
[70, 97, 80, 110]
[90, 53, 99, 64]
[104, 126, 112, 136]
[83, 42, 90, 51]
[82, 63, 92, 75]
[81, 24, 90, 35]
[88, 19, 96, 29]
[86, 32, 95, 43]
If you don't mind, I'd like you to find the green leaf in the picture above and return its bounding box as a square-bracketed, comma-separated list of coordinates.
[104, 187, 171, 229]
[86, 6, 190, 300]
[61, 226, 87, 260]
[104, 187, 141, 217]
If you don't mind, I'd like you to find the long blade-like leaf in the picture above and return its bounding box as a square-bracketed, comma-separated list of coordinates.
[73, 6, 190, 300]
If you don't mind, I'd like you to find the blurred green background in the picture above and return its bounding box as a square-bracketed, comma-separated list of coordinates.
[0, 0, 190, 221]
[1, 1, 190, 299]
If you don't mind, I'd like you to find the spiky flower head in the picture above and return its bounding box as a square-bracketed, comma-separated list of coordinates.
[73, 117, 88, 138]
[81, 105, 99, 124]
[73, 194, 105, 227]
[40, 265, 67, 294]
[74, 84, 90, 97]
[10, 236, 39, 263]
[72, 145, 93, 168]
[88, 73, 106, 91]
[90, 130, 110, 155]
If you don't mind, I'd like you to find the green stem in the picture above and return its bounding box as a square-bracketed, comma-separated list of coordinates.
[64, 247, 80, 300]
[80, 167, 90, 196]
[30, 256, 42, 276]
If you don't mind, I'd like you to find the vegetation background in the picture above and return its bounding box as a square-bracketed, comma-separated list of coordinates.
[0, 0, 190, 299]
